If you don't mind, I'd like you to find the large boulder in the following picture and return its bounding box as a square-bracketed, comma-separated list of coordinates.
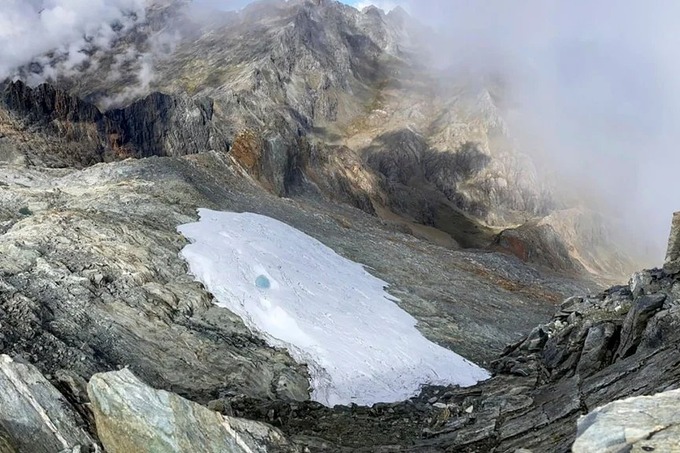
[0, 355, 97, 453]
[573, 388, 680, 452]
[87, 368, 298, 453]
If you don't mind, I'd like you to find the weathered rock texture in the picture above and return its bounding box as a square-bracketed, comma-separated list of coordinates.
[0, 152, 601, 452]
[221, 264, 680, 452]
[88, 368, 297, 453]
[0, 1, 665, 451]
[0, 355, 97, 453]
[0, 152, 587, 387]
[664, 211, 680, 274]
[0, 156, 312, 406]
[0, 81, 225, 167]
[573, 388, 680, 453]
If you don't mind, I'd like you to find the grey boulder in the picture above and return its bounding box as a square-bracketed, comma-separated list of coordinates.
[573, 388, 680, 452]
[0, 355, 96, 453]
[87, 368, 298, 453]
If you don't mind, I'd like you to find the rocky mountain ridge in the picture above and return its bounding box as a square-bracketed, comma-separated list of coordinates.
[0, 1, 668, 451]
[0, 80, 221, 167]
[3, 0, 639, 282]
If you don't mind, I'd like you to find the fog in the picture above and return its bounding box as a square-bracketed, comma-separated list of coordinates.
[388, 0, 678, 265]
[0, 0, 178, 107]
[0, 0, 147, 82]
[197, 0, 680, 264]
[1, 0, 676, 264]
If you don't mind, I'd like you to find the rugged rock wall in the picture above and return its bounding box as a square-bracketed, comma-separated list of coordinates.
[0, 81, 226, 166]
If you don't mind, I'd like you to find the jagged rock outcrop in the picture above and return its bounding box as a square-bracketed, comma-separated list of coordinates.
[0, 81, 226, 166]
[88, 368, 297, 453]
[0, 355, 98, 453]
[664, 211, 680, 274]
[104, 92, 221, 158]
[2, 80, 101, 125]
[573, 389, 680, 452]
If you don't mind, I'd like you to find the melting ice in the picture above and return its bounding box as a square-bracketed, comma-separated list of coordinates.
[178, 209, 489, 406]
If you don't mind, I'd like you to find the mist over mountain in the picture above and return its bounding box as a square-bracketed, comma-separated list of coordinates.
[1, 1, 679, 452]
[5, 0, 673, 267]
[416, 0, 680, 263]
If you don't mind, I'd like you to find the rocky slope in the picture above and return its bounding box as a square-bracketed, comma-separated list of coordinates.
[219, 219, 680, 452]
[0, 152, 588, 386]
[0, 356, 294, 453]
[5, 0, 639, 282]
[0, 145, 675, 452]
[0, 1, 669, 451]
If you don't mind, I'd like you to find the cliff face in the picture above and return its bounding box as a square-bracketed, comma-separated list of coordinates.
[0, 81, 225, 166]
[103, 92, 218, 158]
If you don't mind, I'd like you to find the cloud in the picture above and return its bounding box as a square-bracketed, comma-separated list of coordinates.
[0, 0, 149, 83]
[385, 0, 680, 264]
[352, 0, 403, 12]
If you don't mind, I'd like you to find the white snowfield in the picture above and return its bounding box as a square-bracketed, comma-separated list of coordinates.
[178, 209, 489, 407]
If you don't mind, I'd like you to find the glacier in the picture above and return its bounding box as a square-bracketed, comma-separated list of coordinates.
[178, 209, 489, 407]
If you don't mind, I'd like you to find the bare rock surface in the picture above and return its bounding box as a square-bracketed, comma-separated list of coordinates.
[88, 368, 297, 453]
[664, 211, 680, 274]
[0, 155, 311, 405]
[0, 152, 597, 452]
[221, 264, 680, 452]
[0, 2, 668, 451]
[0, 355, 97, 453]
[573, 389, 680, 453]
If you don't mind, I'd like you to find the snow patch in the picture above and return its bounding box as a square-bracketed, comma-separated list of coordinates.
[178, 209, 489, 406]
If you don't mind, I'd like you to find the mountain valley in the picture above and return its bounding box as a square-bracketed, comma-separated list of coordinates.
[0, 1, 675, 452]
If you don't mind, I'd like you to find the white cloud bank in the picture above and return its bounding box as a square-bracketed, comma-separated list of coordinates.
[390, 0, 680, 263]
[179, 209, 488, 406]
[0, 0, 149, 82]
